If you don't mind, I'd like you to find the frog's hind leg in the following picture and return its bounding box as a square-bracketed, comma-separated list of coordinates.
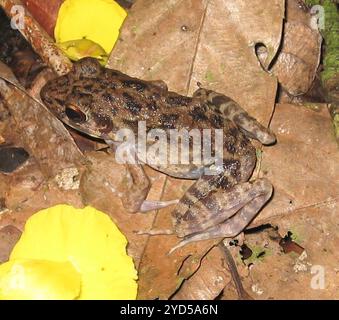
[194, 88, 276, 145]
[169, 178, 273, 254]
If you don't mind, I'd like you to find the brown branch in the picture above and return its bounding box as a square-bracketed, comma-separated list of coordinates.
[0, 0, 72, 76]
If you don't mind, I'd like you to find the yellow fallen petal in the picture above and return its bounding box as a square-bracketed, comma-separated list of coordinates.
[58, 39, 108, 65]
[10, 205, 138, 300]
[55, 0, 127, 54]
[0, 259, 81, 300]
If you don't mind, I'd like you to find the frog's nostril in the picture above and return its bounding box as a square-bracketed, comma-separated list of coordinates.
[65, 105, 87, 123]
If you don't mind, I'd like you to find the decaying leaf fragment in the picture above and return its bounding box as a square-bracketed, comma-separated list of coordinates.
[171, 247, 231, 300]
[271, 0, 322, 96]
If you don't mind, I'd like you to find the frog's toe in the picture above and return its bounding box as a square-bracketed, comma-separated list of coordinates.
[255, 129, 276, 145]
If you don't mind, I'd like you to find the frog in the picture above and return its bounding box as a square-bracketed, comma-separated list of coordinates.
[40, 57, 276, 253]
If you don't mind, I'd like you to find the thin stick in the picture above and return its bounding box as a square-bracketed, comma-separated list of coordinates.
[218, 242, 253, 300]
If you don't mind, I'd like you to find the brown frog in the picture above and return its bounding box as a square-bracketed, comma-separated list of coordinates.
[40, 57, 276, 252]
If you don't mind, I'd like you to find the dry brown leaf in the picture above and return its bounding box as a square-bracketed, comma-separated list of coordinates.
[171, 246, 232, 300]
[109, 0, 285, 299]
[256, 103, 339, 223]
[22, 0, 62, 37]
[0, 225, 22, 263]
[109, 0, 284, 124]
[242, 202, 339, 299]
[0, 159, 83, 232]
[271, 0, 322, 96]
[0, 62, 85, 179]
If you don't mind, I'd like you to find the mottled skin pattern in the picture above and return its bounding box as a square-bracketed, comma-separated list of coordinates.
[41, 58, 276, 251]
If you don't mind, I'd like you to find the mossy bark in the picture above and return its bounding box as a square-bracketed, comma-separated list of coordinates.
[304, 0, 339, 142]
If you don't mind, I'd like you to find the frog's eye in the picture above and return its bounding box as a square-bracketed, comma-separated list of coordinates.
[65, 105, 87, 123]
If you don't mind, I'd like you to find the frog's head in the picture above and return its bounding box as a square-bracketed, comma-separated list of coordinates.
[40, 58, 114, 140]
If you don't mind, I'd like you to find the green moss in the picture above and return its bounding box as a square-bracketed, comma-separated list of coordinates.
[305, 1, 339, 85]
[256, 149, 263, 160]
[300, 102, 323, 111]
[240, 245, 272, 265]
[131, 25, 138, 35]
[205, 70, 215, 82]
[333, 113, 339, 139]
[304, 0, 321, 5]
[175, 277, 185, 290]
[289, 228, 303, 243]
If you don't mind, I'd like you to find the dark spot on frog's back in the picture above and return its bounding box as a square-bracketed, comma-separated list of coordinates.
[122, 92, 142, 114]
[122, 80, 147, 92]
[146, 100, 158, 111]
[166, 94, 191, 107]
[189, 106, 208, 121]
[212, 94, 232, 106]
[102, 92, 115, 103]
[97, 78, 114, 89]
[159, 114, 179, 129]
[92, 113, 114, 134]
[229, 127, 239, 139]
[225, 139, 236, 154]
[210, 114, 224, 127]
[100, 94, 118, 115]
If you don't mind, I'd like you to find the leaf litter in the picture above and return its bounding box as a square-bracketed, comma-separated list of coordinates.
[0, 0, 337, 300]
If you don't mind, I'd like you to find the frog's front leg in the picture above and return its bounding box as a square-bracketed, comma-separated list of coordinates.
[171, 177, 273, 253]
[194, 88, 276, 145]
[105, 139, 178, 213]
[121, 163, 179, 213]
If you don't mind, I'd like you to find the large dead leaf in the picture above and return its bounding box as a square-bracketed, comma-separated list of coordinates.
[109, 0, 284, 299]
[109, 0, 284, 123]
[256, 103, 339, 223]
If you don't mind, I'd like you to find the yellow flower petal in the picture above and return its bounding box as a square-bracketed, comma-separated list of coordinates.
[58, 39, 108, 65]
[8, 205, 138, 300]
[0, 259, 81, 300]
[55, 0, 127, 54]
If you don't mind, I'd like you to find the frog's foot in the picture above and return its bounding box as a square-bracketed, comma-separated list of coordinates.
[195, 89, 276, 145]
[169, 178, 273, 255]
[140, 199, 179, 212]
